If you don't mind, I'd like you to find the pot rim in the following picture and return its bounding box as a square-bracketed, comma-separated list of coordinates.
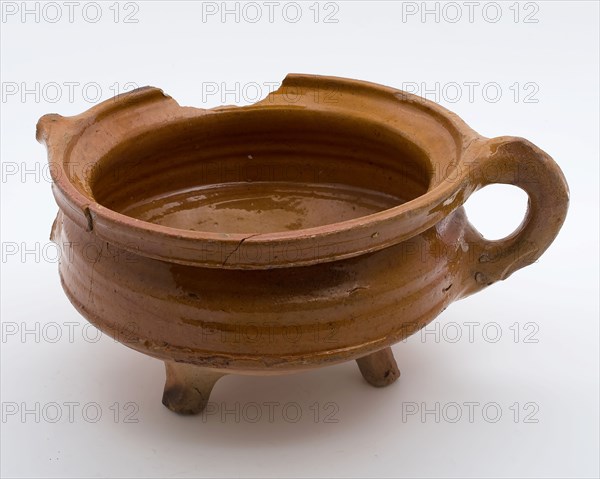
[39, 74, 484, 269]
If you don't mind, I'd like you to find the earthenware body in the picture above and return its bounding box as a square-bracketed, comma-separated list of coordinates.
[38, 75, 569, 413]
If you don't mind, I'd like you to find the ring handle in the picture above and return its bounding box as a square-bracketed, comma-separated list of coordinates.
[462, 136, 569, 294]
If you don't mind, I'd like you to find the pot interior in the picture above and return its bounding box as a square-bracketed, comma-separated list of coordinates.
[91, 109, 431, 234]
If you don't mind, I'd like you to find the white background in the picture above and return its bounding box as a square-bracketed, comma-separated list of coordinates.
[1, 1, 598, 477]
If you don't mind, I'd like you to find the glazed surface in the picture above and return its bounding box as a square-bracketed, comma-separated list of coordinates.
[41, 79, 468, 268]
[39, 75, 569, 372]
[51, 207, 475, 372]
[120, 182, 404, 234]
[90, 108, 431, 236]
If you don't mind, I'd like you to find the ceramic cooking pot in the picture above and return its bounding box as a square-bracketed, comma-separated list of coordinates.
[37, 74, 569, 415]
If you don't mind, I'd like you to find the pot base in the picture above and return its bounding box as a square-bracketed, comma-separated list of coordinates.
[161, 348, 400, 415]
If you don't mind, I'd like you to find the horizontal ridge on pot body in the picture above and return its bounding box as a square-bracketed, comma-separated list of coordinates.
[39, 74, 569, 374]
[49, 206, 475, 371]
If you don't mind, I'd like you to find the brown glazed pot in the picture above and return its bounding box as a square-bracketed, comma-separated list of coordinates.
[38, 74, 569, 415]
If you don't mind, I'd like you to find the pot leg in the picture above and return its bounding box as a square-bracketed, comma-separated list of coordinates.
[162, 361, 225, 415]
[356, 347, 400, 387]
